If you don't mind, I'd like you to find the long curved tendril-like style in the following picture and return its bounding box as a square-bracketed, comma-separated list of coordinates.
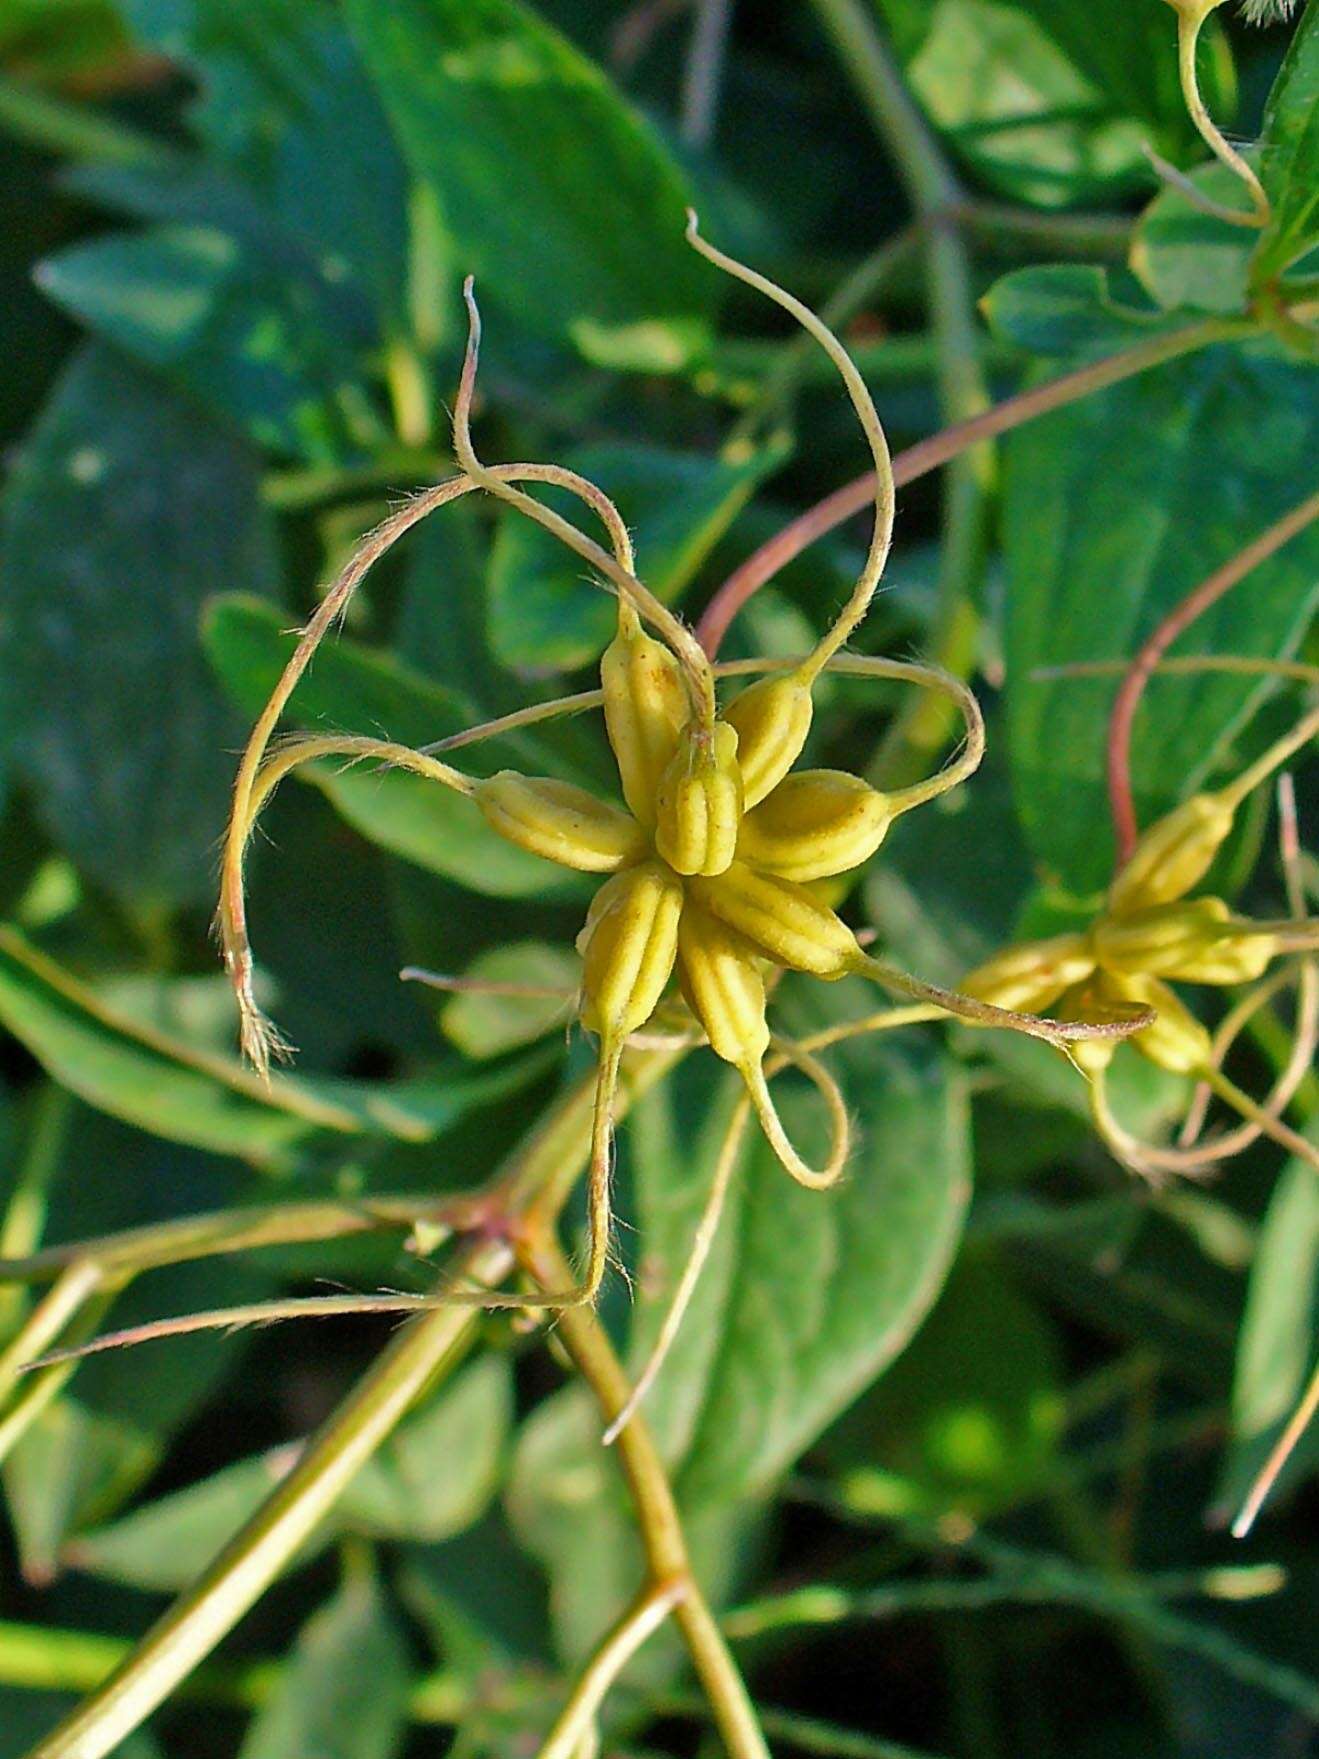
[219, 460, 639, 1078]
[603, 1089, 752, 1447]
[452, 277, 719, 735]
[1233, 1356, 1319, 1539]
[745, 1037, 852, 1192]
[1168, 2, 1270, 229]
[685, 210, 895, 685]
[605, 1032, 850, 1447]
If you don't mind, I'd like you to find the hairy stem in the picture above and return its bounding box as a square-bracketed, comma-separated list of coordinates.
[520, 1231, 771, 1759]
[1174, 7, 1268, 228]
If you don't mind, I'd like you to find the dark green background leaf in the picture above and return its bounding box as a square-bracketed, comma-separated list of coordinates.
[1005, 345, 1319, 891]
[0, 344, 279, 907]
[627, 1037, 971, 1505]
[343, 0, 712, 368]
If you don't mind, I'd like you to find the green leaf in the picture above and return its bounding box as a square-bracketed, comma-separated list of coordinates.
[626, 1039, 971, 1506]
[118, 0, 420, 338]
[1004, 345, 1319, 891]
[876, 0, 1226, 207]
[238, 1571, 410, 1759]
[344, 1354, 511, 1540]
[981, 264, 1183, 359]
[203, 593, 584, 898]
[0, 344, 279, 907]
[1255, 0, 1319, 281]
[487, 441, 781, 671]
[3, 1401, 156, 1588]
[1218, 1157, 1319, 1516]
[36, 224, 375, 461]
[1130, 166, 1257, 315]
[816, 1258, 1064, 1518]
[342, 0, 711, 369]
[73, 1359, 510, 1589]
[438, 943, 578, 1060]
[0, 928, 543, 1163]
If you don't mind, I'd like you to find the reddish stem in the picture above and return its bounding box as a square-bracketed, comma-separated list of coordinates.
[695, 317, 1236, 658]
[1106, 487, 1319, 863]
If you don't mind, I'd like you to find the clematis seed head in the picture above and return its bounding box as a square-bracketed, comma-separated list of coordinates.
[474, 772, 648, 873]
[722, 674, 815, 809]
[737, 768, 895, 883]
[654, 721, 744, 877]
[579, 860, 684, 1042]
[601, 605, 687, 829]
[1107, 792, 1236, 915]
[961, 933, 1098, 1016]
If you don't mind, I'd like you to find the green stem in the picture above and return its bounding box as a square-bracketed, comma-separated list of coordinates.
[722, 226, 923, 447]
[260, 450, 449, 513]
[22, 1247, 498, 1759]
[807, 0, 991, 786]
[525, 1233, 771, 1759]
[19, 1043, 689, 1759]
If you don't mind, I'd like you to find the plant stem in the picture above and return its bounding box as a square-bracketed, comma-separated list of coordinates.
[807, 0, 992, 786]
[721, 225, 923, 447]
[522, 1232, 771, 1759]
[17, 1043, 689, 1759]
[696, 315, 1244, 656]
[22, 1246, 499, 1759]
[537, 1580, 689, 1759]
[680, 0, 735, 147]
[1105, 485, 1319, 862]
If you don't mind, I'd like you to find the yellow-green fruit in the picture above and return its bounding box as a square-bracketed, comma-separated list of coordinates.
[961, 934, 1096, 1015]
[722, 674, 813, 808]
[1093, 897, 1276, 985]
[738, 768, 893, 883]
[580, 860, 684, 1040]
[601, 610, 687, 828]
[654, 721, 744, 877]
[1107, 793, 1235, 915]
[690, 861, 859, 977]
[475, 772, 646, 872]
[1108, 972, 1212, 1074]
[677, 903, 770, 1066]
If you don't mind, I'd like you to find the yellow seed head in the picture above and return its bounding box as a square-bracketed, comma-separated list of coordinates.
[690, 861, 860, 977]
[601, 608, 687, 829]
[722, 674, 814, 809]
[677, 902, 771, 1066]
[1093, 897, 1277, 985]
[961, 934, 1097, 1015]
[474, 772, 647, 873]
[1107, 972, 1213, 1074]
[1107, 793, 1235, 915]
[579, 859, 684, 1041]
[737, 768, 894, 883]
[654, 721, 744, 877]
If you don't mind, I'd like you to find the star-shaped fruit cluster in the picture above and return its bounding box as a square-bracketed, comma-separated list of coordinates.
[962, 725, 1319, 1175]
[220, 217, 1152, 1308]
